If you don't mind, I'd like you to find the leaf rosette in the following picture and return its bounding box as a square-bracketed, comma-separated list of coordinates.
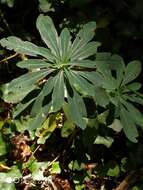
[0, 15, 101, 129]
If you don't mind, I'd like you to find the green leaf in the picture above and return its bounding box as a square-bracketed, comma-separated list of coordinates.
[77, 21, 97, 42]
[0, 36, 37, 56]
[94, 87, 109, 107]
[14, 117, 36, 139]
[0, 36, 50, 57]
[38, 46, 57, 61]
[61, 120, 75, 137]
[0, 165, 21, 185]
[13, 97, 36, 118]
[109, 54, 125, 86]
[64, 91, 86, 129]
[0, 133, 7, 156]
[102, 76, 118, 90]
[95, 52, 112, 76]
[59, 28, 71, 60]
[36, 14, 60, 57]
[120, 106, 138, 143]
[30, 103, 51, 130]
[96, 110, 109, 125]
[36, 114, 57, 144]
[128, 95, 143, 105]
[123, 101, 143, 127]
[71, 41, 100, 60]
[65, 70, 95, 96]
[78, 71, 104, 87]
[69, 60, 96, 68]
[108, 119, 123, 132]
[0, 183, 16, 190]
[29, 160, 49, 180]
[125, 82, 142, 91]
[50, 71, 65, 112]
[51, 161, 61, 174]
[122, 61, 142, 85]
[106, 162, 120, 177]
[31, 76, 55, 115]
[94, 135, 114, 148]
[17, 59, 52, 69]
[2, 69, 54, 103]
[71, 21, 97, 57]
[39, 0, 54, 13]
[2, 82, 36, 104]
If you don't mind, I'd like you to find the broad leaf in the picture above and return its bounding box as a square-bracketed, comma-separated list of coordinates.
[94, 135, 114, 148]
[122, 61, 141, 85]
[108, 119, 123, 132]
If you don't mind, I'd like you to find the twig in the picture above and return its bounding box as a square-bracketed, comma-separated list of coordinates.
[114, 167, 143, 190]
[0, 53, 18, 63]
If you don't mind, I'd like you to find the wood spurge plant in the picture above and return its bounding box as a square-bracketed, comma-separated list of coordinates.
[0, 12, 143, 190]
[0, 15, 143, 142]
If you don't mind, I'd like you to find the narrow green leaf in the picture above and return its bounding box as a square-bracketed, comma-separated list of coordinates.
[77, 21, 97, 43]
[120, 106, 138, 143]
[94, 87, 109, 107]
[2, 69, 54, 103]
[125, 82, 142, 91]
[17, 59, 52, 69]
[65, 70, 95, 96]
[122, 61, 142, 85]
[78, 71, 104, 87]
[71, 21, 97, 57]
[71, 41, 100, 60]
[59, 28, 71, 60]
[13, 97, 36, 118]
[0, 133, 7, 156]
[128, 95, 143, 105]
[31, 76, 56, 115]
[63, 91, 86, 129]
[0, 36, 42, 56]
[2, 83, 36, 103]
[30, 103, 51, 130]
[69, 60, 96, 68]
[36, 14, 60, 57]
[123, 101, 143, 127]
[110, 54, 125, 86]
[50, 71, 65, 112]
[38, 46, 57, 61]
